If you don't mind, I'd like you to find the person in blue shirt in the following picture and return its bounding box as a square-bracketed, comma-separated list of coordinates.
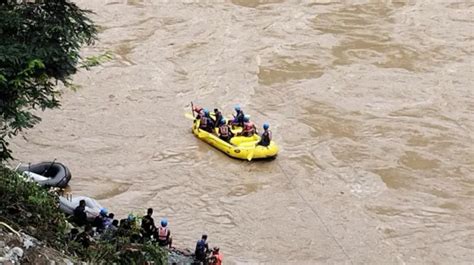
[195, 234, 209, 262]
[92, 208, 108, 233]
[230, 105, 245, 127]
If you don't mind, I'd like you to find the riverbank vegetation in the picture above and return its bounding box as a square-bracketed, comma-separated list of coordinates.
[0, 166, 168, 264]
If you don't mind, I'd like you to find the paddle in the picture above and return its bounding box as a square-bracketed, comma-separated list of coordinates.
[42, 158, 56, 176]
[246, 149, 254, 161]
[184, 113, 194, 120]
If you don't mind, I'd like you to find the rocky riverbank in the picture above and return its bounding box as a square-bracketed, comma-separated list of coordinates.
[0, 225, 74, 264]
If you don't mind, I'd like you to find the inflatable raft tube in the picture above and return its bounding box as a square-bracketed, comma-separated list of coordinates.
[192, 119, 278, 160]
[17, 162, 72, 188]
[59, 195, 102, 221]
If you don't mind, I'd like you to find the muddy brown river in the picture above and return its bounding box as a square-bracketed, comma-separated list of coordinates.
[10, 0, 474, 264]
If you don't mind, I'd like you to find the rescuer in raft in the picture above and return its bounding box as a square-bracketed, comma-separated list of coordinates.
[213, 108, 223, 128]
[237, 115, 256, 137]
[199, 109, 215, 133]
[218, 118, 233, 142]
[230, 105, 245, 127]
[258, 123, 272, 146]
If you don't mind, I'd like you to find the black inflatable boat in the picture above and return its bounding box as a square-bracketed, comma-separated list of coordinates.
[17, 161, 72, 188]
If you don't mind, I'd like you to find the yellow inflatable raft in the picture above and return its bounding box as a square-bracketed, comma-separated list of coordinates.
[191, 118, 279, 161]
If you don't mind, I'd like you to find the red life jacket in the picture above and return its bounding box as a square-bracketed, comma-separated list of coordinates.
[243, 122, 255, 132]
[193, 106, 203, 114]
[219, 125, 229, 137]
[211, 252, 223, 265]
[158, 226, 168, 241]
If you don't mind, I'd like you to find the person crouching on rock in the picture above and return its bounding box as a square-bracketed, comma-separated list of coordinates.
[155, 218, 172, 248]
[76, 224, 94, 248]
[208, 247, 223, 265]
[101, 219, 119, 241]
[92, 208, 108, 233]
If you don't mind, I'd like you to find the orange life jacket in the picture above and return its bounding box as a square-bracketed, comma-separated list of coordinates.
[212, 253, 223, 265]
[193, 106, 203, 114]
[158, 226, 168, 241]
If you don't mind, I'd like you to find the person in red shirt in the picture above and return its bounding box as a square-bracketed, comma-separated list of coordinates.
[209, 247, 223, 265]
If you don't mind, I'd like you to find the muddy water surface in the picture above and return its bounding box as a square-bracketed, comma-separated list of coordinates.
[11, 0, 474, 264]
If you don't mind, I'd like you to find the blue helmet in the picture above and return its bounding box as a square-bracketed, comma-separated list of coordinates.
[234, 105, 241, 111]
[161, 218, 168, 227]
[203, 109, 209, 115]
[128, 214, 135, 221]
[244, 115, 250, 122]
[100, 208, 108, 216]
[263, 123, 269, 130]
[220, 118, 226, 125]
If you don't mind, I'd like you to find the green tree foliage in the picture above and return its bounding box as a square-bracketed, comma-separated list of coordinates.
[0, 0, 97, 162]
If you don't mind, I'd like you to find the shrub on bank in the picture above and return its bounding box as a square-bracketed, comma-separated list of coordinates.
[0, 166, 68, 248]
[0, 166, 167, 264]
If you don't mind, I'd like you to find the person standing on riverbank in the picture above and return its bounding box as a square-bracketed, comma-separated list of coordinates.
[141, 208, 156, 240]
[195, 234, 209, 263]
[156, 218, 172, 247]
[73, 200, 87, 227]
